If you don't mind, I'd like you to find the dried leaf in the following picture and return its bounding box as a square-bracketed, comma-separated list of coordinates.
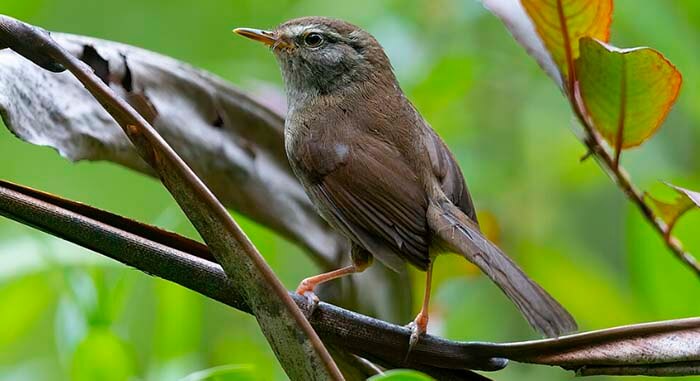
[576, 38, 682, 158]
[0, 33, 345, 266]
[647, 182, 700, 233]
[521, 0, 612, 90]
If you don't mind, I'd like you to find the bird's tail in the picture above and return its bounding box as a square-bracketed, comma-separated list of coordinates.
[427, 200, 577, 337]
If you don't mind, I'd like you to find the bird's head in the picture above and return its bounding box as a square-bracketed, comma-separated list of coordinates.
[235, 17, 395, 96]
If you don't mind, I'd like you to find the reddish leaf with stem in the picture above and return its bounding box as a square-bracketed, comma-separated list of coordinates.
[575, 38, 682, 167]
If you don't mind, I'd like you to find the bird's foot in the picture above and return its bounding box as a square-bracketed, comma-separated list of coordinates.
[404, 312, 429, 363]
[295, 281, 320, 317]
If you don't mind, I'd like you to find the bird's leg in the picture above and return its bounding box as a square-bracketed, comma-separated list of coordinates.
[296, 265, 357, 308]
[405, 261, 433, 362]
[296, 245, 372, 315]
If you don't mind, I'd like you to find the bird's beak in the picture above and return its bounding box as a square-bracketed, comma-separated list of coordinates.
[233, 27, 281, 47]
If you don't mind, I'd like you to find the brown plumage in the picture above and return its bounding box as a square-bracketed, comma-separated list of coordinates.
[235, 17, 577, 350]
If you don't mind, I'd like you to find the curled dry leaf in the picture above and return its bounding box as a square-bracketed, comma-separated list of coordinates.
[646, 182, 700, 235]
[1, 17, 348, 378]
[0, 33, 343, 267]
[575, 38, 682, 161]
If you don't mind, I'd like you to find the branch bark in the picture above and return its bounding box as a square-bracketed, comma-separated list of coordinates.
[0, 14, 342, 380]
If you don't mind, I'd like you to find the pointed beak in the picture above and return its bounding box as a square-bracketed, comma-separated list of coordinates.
[233, 27, 279, 47]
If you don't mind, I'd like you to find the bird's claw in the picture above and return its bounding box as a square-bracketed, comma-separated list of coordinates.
[408, 323, 421, 351]
[404, 317, 427, 363]
[300, 290, 319, 317]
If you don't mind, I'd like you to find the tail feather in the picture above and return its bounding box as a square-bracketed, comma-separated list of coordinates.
[428, 200, 577, 337]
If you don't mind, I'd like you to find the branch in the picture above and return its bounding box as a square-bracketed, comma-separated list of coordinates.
[2, 179, 699, 379]
[573, 99, 700, 275]
[0, 14, 342, 380]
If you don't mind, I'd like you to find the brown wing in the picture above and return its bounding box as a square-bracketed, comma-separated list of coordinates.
[424, 127, 478, 224]
[306, 136, 431, 272]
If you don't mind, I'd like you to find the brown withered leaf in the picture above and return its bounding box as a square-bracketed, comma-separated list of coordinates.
[0, 33, 343, 264]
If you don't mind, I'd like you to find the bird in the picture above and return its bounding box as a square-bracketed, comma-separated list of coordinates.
[234, 16, 577, 354]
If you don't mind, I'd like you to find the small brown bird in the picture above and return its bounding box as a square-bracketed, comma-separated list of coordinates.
[234, 17, 577, 351]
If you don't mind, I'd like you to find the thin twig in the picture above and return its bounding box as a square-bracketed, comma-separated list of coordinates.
[569, 84, 700, 276]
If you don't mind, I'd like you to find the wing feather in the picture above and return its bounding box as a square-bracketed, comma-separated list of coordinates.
[309, 138, 431, 271]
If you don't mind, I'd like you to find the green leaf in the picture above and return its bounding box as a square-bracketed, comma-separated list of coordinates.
[521, 0, 612, 89]
[71, 328, 136, 381]
[646, 182, 700, 233]
[180, 364, 255, 381]
[368, 369, 435, 381]
[576, 38, 682, 159]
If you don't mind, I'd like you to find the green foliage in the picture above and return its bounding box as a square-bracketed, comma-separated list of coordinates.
[70, 328, 136, 381]
[180, 365, 256, 381]
[368, 369, 435, 381]
[0, 0, 699, 380]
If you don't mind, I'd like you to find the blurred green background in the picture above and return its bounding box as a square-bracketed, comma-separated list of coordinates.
[0, 0, 699, 380]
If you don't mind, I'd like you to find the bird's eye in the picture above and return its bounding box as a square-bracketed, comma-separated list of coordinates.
[303, 33, 324, 48]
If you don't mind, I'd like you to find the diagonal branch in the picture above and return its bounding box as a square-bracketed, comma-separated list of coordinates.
[571, 85, 700, 276]
[0, 14, 342, 380]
